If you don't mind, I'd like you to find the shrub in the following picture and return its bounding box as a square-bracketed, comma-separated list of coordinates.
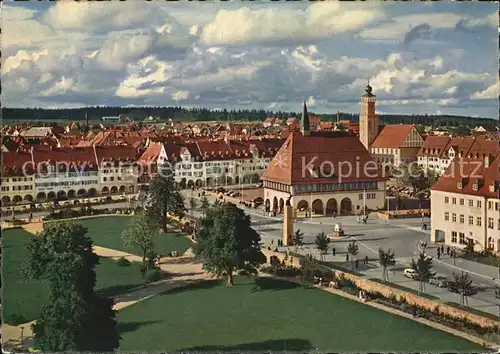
[145, 269, 163, 283]
[116, 257, 131, 267]
[6, 313, 27, 325]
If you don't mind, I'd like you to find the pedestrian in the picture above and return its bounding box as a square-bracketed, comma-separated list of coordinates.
[437, 252, 440, 260]
[332, 247, 336, 256]
[346, 254, 349, 262]
[441, 245, 444, 254]
[423, 242, 427, 249]
[357, 216, 360, 223]
[446, 246, 450, 255]
[271, 239, 274, 245]
[355, 259, 359, 269]
[333, 211, 336, 218]
[364, 256, 369, 264]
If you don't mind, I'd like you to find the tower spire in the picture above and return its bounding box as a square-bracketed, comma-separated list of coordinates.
[301, 101, 310, 136]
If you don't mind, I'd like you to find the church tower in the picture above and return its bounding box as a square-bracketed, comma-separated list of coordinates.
[301, 101, 310, 136]
[359, 82, 379, 150]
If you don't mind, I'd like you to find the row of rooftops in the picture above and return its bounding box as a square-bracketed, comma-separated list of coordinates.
[1, 146, 140, 177]
[431, 150, 500, 198]
[138, 138, 284, 164]
[417, 135, 500, 160]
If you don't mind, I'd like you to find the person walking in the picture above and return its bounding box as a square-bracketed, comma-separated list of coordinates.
[332, 247, 336, 256]
[364, 256, 369, 264]
[440, 245, 444, 254]
[446, 246, 450, 256]
[346, 254, 349, 262]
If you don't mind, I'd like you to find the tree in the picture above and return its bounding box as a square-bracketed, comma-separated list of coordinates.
[315, 232, 329, 261]
[292, 229, 304, 252]
[146, 168, 186, 233]
[453, 271, 473, 306]
[200, 196, 210, 216]
[347, 241, 359, 269]
[378, 248, 395, 282]
[122, 213, 157, 269]
[193, 202, 266, 287]
[411, 252, 434, 293]
[189, 197, 198, 219]
[22, 222, 119, 352]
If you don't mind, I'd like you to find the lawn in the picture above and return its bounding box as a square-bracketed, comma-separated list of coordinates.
[2, 228, 155, 325]
[70, 216, 193, 256]
[116, 276, 482, 352]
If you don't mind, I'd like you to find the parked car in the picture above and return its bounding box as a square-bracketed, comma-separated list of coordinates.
[447, 282, 477, 296]
[429, 274, 450, 287]
[403, 268, 419, 280]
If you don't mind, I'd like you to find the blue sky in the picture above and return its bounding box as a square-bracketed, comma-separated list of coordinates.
[2, 1, 498, 117]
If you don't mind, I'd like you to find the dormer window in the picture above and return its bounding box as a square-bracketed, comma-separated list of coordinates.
[457, 182, 463, 189]
[472, 183, 478, 191]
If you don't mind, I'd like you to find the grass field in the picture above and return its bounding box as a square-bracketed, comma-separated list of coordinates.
[2, 228, 156, 325]
[73, 216, 193, 256]
[116, 276, 482, 352]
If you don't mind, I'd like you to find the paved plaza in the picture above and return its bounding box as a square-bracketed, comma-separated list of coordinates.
[186, 191, 500, 316]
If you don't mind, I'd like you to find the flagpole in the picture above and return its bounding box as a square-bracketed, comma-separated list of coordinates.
[363, 189, 366, 217]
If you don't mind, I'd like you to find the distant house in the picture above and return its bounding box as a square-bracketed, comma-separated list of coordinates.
[102, 114, 129, 123]
[263, 117, 275, 128]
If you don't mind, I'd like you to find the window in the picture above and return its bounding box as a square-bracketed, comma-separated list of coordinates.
[476, 217, 482, 227]
[452, 213, 457, 222]
[488, 201, 494, 209]
[452, 197, 456, 205]
[358, 194, 364, 200]
[459, 232, 466, 244]
[498, 219, 500, 230]
[468, 199, 474, 207]
[477, 200, 482, 208]
[451, 231, 457, 243]
[460, 198, 464, 206]
[444, 212, 449, 221]
[371, 193, 376, 199]
[445, 197, 449, 204]
[459, 214, 464, 224]
[468, 216, 474, 225]
[488, 217, 494, 229]
[103, 177, 107, 182]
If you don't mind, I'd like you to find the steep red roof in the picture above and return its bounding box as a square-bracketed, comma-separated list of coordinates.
[1, 150, 35, 176]
[261, 132, 384, 185]
[417, 136, 451, 157]
[371, 124, 416, 148]
[432, 152, 500, 198]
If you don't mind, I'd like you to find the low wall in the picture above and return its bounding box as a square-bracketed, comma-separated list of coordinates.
[262, 249, 498, 329]
[376, 209, 431, 220]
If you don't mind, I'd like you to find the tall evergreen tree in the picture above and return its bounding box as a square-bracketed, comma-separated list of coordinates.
[146, 168, 186, 233]
[193, 202, 266, 287]
[22, 222, 119, 352]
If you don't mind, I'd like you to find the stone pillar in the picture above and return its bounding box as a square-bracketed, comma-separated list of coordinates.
[283, 204, 293, 246]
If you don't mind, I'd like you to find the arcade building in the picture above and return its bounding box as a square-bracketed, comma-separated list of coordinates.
[261, 85, 387, 217]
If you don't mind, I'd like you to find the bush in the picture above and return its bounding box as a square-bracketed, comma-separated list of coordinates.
[116, 257, 131, 267]
[145, 269, 163, 283]
[6, 313, 27, 326]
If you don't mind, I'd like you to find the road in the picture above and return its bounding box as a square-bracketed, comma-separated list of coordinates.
[183, 190, 500, 317]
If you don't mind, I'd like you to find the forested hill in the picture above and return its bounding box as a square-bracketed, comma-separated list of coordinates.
[1, 107, 497, 127]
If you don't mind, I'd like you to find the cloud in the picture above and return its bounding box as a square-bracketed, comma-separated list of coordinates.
[40, 2, 164, 33]
[172, 90, 190, 101]
[1, 2, 497, 117]
[306, 96, 316, 106]
[201, 3, 384, 45]
[471, 82, 499, 100]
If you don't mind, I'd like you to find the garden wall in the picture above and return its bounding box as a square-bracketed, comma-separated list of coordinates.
[261, 249, 499, 329]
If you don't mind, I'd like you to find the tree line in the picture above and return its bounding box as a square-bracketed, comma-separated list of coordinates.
[2, 107, 496, 127]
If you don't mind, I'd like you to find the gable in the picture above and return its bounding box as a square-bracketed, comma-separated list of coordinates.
[401, 127, 424, 148]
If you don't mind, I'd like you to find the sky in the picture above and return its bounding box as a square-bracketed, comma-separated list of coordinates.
[2, 1, 499, 118]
